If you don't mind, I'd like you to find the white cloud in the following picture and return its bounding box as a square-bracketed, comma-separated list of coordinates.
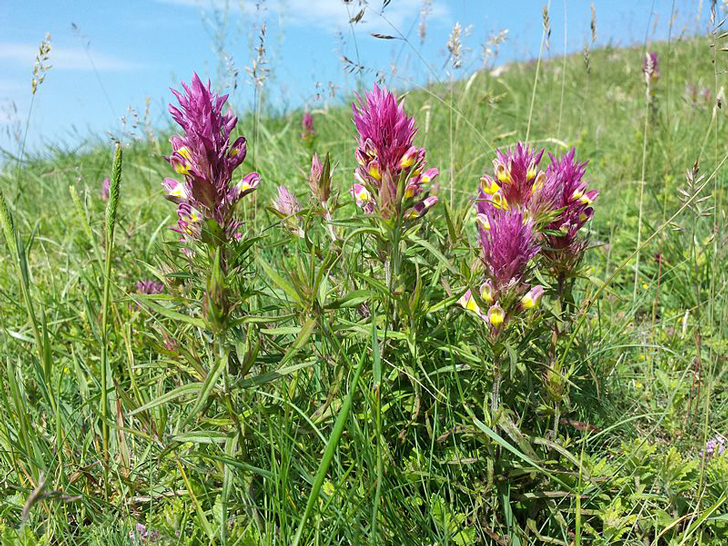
[157, 0, 449, 33]
[0, 43, 144, 72]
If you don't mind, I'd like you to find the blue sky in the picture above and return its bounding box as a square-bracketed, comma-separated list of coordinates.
[0, 0, 714, 154]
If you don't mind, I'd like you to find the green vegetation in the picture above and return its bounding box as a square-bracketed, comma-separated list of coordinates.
[0, 32, 727, 545]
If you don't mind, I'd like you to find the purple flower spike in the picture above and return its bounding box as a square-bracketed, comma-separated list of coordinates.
[101, 177, 110, 201]
[136, 279, 164, 294]
[541, 148, 597, 267]
[163, 73, 260, 244]
[477, 207, 539, 296]
[351, 84, 438, 219]
[301, 112, 315, 141]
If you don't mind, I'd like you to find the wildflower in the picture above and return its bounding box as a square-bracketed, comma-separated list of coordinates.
[272, 186, 305, 238]
[129, 522, 159, 543]
[520, 285, 544, 310]
[458, 289, 486, 320]
[487, 303, 505, 328]
[541, 148, 597, 269]
[272, 186, 301, 217]
[351, 183, 375, 214]
[101, 177, 110, 201]
[461, 205, 539, 333]
[351, 84, 438, 221]
[477, 207, 539, 296]
[642, 51, 660, 85]
[301, 111, 315, 141]
[477, 143, 546, 212]
[163, 73, 259, 245]
[136, 279, 164, 294]
[703, 435, 726, 460]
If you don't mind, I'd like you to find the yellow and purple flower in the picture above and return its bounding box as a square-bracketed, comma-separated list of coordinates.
[460, 205, 541, 333]
[477, 143, 546, 212]
[541, 148, 597, 267]
[163, 73, 260, 244]
[350, 84, 438, 220]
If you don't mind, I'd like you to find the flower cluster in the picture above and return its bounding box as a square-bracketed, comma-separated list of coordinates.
[541, 149, 597, 269]
[136, 278, 165, 294]
[460, 143, 598, 333]
[477, 143, 547, 212]
[350, 85, 439, 221]
[272, 185, 304, 236]
[459, 207, 541, 333]
[162, 73, 260, 245]
[301, 112, 315, 141]
[703, 435, 726, 461]
[685, 84, 711, 108]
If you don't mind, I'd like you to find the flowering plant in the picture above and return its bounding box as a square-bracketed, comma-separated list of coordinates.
[162, 73, 260, 247]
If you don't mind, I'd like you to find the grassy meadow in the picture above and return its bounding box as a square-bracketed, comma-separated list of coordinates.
[0, 22, 727, 546]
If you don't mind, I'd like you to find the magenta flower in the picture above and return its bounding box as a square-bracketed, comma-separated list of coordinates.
[541, 149, 597, 267]
[477, 143, 546, 212]
[162, 73, 260, 244]
[129, 522, 159, 543]
[101, 177, 110, 201]
[460, 205, 540, 333]
[643, 51, 659, 84]
[478, 207, 539, 294]
[136, 278, 164, 294]
[351, 85, 438, 220]
[301, 112, 315, 141]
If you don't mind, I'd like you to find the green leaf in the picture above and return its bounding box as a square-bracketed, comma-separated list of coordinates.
[134, 295, 206, 328]
[129, 383, 204, 416]
[257, 254, 301, 302]
[325, 290, 374, 309]
[407, 234, 458, 274]
[178, 354, 228, 430]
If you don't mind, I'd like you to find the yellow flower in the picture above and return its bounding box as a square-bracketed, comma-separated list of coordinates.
[476, 213, 490, 231]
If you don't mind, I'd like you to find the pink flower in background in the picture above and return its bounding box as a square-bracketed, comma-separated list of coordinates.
[643, 51, 660, 84]
[163, 73, 260, 244]
[351, 84, 438, 220]
[301, 111, 315, 141]
[136, 279, 164, 294]
[101, 177, 110, 201]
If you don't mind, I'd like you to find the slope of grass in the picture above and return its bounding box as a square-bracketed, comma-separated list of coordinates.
[0, 33, 727, 545]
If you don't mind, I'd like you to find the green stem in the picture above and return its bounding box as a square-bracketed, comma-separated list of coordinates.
[100, 144, 122, 499]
